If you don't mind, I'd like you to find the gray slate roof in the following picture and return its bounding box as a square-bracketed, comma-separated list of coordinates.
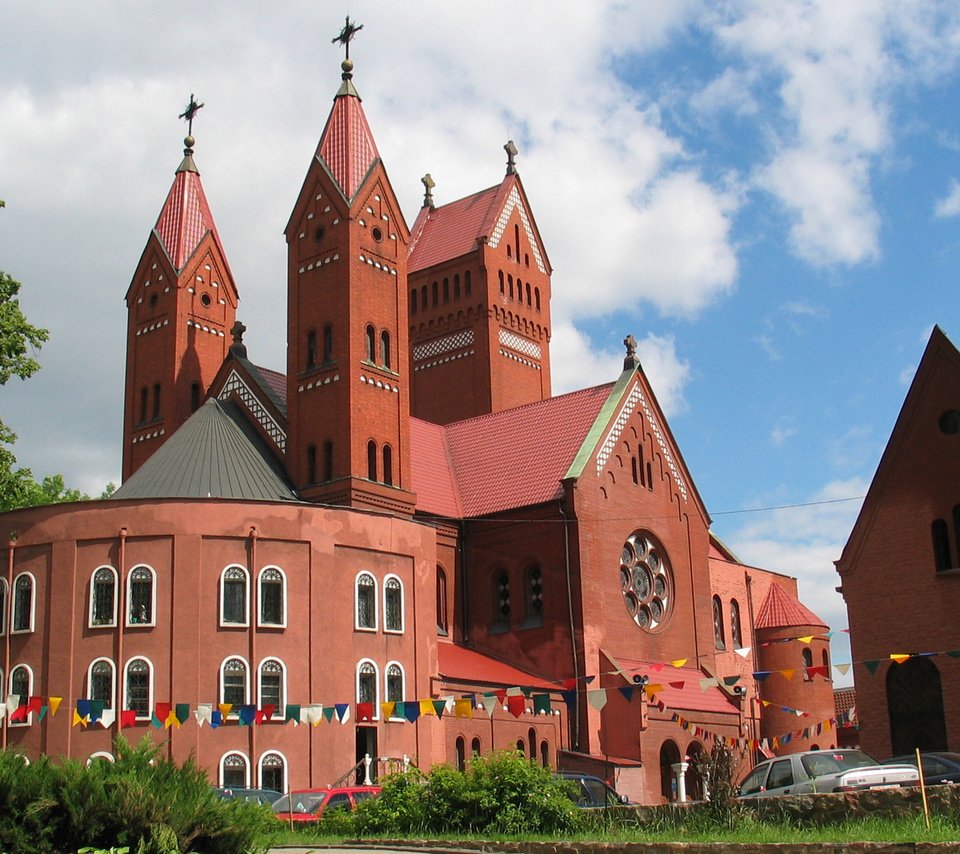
[112, 398, 298, 502]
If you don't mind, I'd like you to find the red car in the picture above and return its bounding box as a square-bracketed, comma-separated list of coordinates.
[272, 785, 381, 823]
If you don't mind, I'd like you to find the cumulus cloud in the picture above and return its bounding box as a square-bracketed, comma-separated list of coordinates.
[935, 179, 960, 217]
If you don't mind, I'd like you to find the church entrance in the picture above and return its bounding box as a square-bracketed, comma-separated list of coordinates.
[659, 739, 681, 801]
[355, 725, 378, 784]
[886, 656, 947, 754]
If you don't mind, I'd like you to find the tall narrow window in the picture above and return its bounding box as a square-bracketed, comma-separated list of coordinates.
[380, 331, 390, 368]
[190, 382, 201, 412]
[221, 566, 248, 625]
[323, 441, 333, 481]
[432, 281, 439, 306]
[259, 567, 284, 626]
[514, 224, 521, 261]
[421, 285, 427, 310]
[0, 579, 6, 635]
[384, 576, 403, 632]
[456, 736, 466, 772]
[933, 519, 953, 571]
[91, 567, 117, 626]
[13, 573, 33, 632]
[355, 572, 377, 630]
[259, 659, 284, 715]
[534, 287, 541, 311]
[323, 324, 333, 363]
[454, 274, 461, 299]
[10, 665, 31, 724]
[125, 658, 151, 719]
[128, 566, 153, 625]
[306, 444, 317, 484]
[493, 571, 510, 629]
[260, 753, 285, 793]
[221, 753, 248, 788]
[357, 660, 378, 708]
[499, 271, 505, 294]
[152, 383, 161, 419]
[471, 736, 481, 757]
[306, 330, 317, 368]
[382, 445, 393, 486]
[523, 564, 543, 628]
[712, 596, 725, 650]
[386, 662, 404, 704]
[464, 270, 472, 296]
[410, 289, 418, 314]
[802, 647, 814, 681]
[365, 325, 376, 362]
[221, 658, 248, 708]
[367, 440, 377, 481]
[526, 282, 532, 305]
[730, 599, 742, 649]
[436, 566, 448, 636]
[443, 277, 450, 303]
[139, 387, 148, 423]
[822, 648, 831, 679]
[89, 659, 115, 709]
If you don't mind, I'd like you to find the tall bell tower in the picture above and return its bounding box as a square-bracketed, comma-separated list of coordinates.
[284, 21, 414, 515]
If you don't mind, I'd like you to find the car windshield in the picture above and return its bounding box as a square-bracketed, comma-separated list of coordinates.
[272, 793, 326, 814]
[800, 751, 878, 778]
[353, 790, 376, 804]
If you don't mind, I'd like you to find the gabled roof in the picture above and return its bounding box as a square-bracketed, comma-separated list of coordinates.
[112, 398, 297, 502]
[437, 643, 555, 691]
[411, 384, 613, 518]
[610, 656, 739, 715]
[316, 76, 380, 202]
[754, 582, 826, 631]
[153, 153, 223, 272]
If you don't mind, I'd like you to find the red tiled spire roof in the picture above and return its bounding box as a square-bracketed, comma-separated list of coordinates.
[154, 148, 220, 271]
[316, 68, 379, 201]
[755, 582, 827, 630]
[408, 184, 501, 271]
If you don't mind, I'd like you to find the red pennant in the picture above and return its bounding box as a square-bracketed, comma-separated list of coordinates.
[494, 689, 507, 704]
[356, 702, 374, 722]
[507, 695, 525, 718]
[120, 710, 137, 729]
[561, 678, 577, 691]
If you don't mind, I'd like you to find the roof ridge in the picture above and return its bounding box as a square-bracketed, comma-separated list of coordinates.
[445, 382, 615, 430]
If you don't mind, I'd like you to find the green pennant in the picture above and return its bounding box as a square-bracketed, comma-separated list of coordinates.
[863, 660, 882, 675]
[432, 699, 447, 718]
[322, 707, 335, 723]
[285, 704, 301, 723]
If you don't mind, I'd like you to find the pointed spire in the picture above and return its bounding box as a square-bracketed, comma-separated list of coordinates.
[623, 334, 640, 371]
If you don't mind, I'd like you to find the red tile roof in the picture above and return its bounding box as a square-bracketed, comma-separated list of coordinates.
[408, 183, 502, 272]
[755, 582, 827, 630]
[154, 168, 218, 271]
[411, 384, 613, 518]
[317, 91, 379, 201]
[834, 687, 856, 719]
[437, 643, 555, 691]
[612, 657, 739, 715]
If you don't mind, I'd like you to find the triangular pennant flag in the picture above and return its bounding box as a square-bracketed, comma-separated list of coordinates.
[175, 704, 189, 724]
[211, 709, 223, 728]
[455, 698, 473, 719]
[507, 695, 525, 718]
[165, 707, 181, 729]
[381, 702, 397, 720]
[722, 676, 741, 687]
[432, 699, 447, 718]
[587, 689, 607, 711]
[670, 659, 687, 668]
[797, 635, 815, 644]
[5, 695, 21, 716]
[561, 678, 577, 691]
[239, 705, 257, 726]
[584, 675, 596, 685]
[357, 702, 374, 723]
[420, 699, 436, 716]
[889, 654, 911, 664]
[494, 689, 507, 704]
[195, 704, 213, 727]
[27, 697, 42, 714]
[285, 704, 301, 724]
[254, 710, 267, 725]
[807, 666, 828, 679]
[323, 706, 336, 723]
[100, 709, 115, 729]
[120, 710, 137, 729]
[834, 663, 851, 675]
[780, 669, 795, 681]
[649, 663, 664, 673]
[667, 681, 684, 690]
[48, 697, 62, 717]
[734, 646, 751, 658]
[533, 694, 552, 715]
[699, 678, 719, 691]
[753, 671, 772, 682]
[404, 702, 420, 723]
[76, 699, 92, 721]
[73, 708, 88, 727]
[863, 660, 882, 675]
[481, 695, 498, 717]
[260, 704, 276, 721]
[218, 703, 233, 719]
[618, 686, 635, 702]
[334, 703, 350, 723]
[561, 690, 577, 709]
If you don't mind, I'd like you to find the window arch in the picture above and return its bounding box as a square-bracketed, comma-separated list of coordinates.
[365, 324, 376, 362]
[88, 658, 115, 710]
[0, 578, 6, 635]
[259, 751, 286, 793]
[220, 657, 249, 709]
[258, 658, 285, 718]
[436, 566, 448, 636]
[822, 648, 831, 679]
[306, 330, 317, 368]
[421, 285, 427, 310]
[127, 565, 155, 626]
[355, 572, 377, 630]
[383, 575, 404, 633]
[10, 664, 33, 725]
[933, 519, 952, 571]
[523, 564, 543, 628]
[367, 440, 378, 481]
[443, 277, 450, 303]
[534, 287, 541, 311]
[410, 289, 418, 314]
[382, 444, 393, 486]
[258, 566, 286, 627]
[124, 657, 152, 720]
[432, 281, 439, 306]
[220, 752, 249, 788]
[90, 566, 117, 627]
[380, 330, 391, 368]
[712, 596, 725, 650]
[323, 324, 334, 363]
[385, 661, 404, 708]
[456, 736, 466, 771]
[730, 598, 742, 649]
[471, 736, 481, 757]
[220, 565, 249, 626]
[540, 740, 549, 768]
[802, 646, 814, 680]
[88, 752, 115, 765]
[356, 659, 379, 716]
[464, 270, 472, 296]
[12, 573, 34, 633]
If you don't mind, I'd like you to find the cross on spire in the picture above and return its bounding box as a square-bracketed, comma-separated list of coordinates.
[332, 15, 363, 61]
[421, 173, 436, 209]
[178, 93, 204, 137]
[504, 140, 518, 175]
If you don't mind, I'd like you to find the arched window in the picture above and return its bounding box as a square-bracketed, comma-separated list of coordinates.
[139, 387, 148, 423]
[306, 330, 317, 368]
[323, 440, 334, 481]
[933, 519, 952, 571]
[384, 575, 403, 632]
[493, 571, 510, 630]
[410, 289, 418, 314]
[381, 444, 393, 486]
[13, 573, 34, 633]
[526, 282, 532, 305]
[464, 270, 472, 296]
[190, 382, 201, 412]
[534, 287, 541, 311]
[802, 646, 814, 680]
[127, 565, 154, 626]
[730, 599, 742, 649]
[523, 564, 543, 629]
[357, 660, 379, 712]
[259, 567, 285, 627]
[432, 281, 439, 306]
[89, 659, 115, 709]
[355, 572, 377, 630]
[385, 662, 404, 705]
[436, 566, 448, 636]
[0, 578, 6, 635]
[90, 566, 117, 627]
[471, 736, 481, 757]
[307, 444, 317, 484]
[498, 271, 505, 294]
[260, 752, 286, 793]
[124, 657, 152, 719]
[220, 565, 249, 625]
[365, 324, 376, 362]
[152, 383, 161, 419]
[454, 274, 461, 299]
[508, 274, 514, 299]
[514, 224, 521, 260]
[221, 657, 248, 709]
[528, 727, 537, 759]
[456, 736, 466, 771]
[443, 278, 450, 303]
[421, 285, 427, 309]
[540, 740, 549, 768]
[367, 440, 378, 481]
[712, 596, 725, 650]
[10, 665, 32, 725]
[323, 324, 333, 363]
[220, 752, 249, 788]
[380, 330, 390, 368]
[515, 739, 525, 756]
[822, 648, 831, 679]
[258, 658, 284, 717]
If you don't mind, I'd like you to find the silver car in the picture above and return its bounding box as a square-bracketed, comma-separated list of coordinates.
[738, 749, 918, 797]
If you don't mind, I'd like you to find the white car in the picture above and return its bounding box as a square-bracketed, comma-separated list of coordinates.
[739, 749, 919, 797]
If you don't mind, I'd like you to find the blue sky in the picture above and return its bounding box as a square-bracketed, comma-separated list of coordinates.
[2, 2, 960, 685]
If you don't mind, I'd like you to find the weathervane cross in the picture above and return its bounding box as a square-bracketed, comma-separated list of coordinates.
[332, 15, 363, 60]
[178, 93, 204, 136]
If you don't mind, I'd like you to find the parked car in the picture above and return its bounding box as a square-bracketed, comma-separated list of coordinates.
[557, 772, 631, 807]
[272, 785, 381, 823]
[738, 749, 918, 798]
[882, 752, 960, 786]
[213, 786, 282, 806]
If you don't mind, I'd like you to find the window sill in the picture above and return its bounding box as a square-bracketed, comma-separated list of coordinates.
[218, 622, 249, 629]
[90, 622, 117, 629]
[519, 616, 543, 631]
[384, 628, 404, 635]
[354, 625, 378, 633]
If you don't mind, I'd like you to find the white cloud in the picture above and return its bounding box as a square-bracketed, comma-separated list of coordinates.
[934, 179, 960, 217]
[771, 418, 797, 446]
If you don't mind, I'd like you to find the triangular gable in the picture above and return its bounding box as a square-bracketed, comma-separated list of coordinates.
[211, 357, 288, 457]
[482, 177, 550, 275]
[838, 326, 960, 571]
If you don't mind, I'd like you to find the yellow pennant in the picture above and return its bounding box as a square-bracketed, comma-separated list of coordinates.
[72, 709, 88, 727]
[889, 654, 911, 664]
[381, 702, 396, 720]
[780, 669, 795, 681]
[218, 703, 233, 719]
[454, 698, 473, 719]
[670, 659, 688, 668]
[419, 699, 437, 716]
[797, 636, 815, 644]
[48, 697, 63, 717]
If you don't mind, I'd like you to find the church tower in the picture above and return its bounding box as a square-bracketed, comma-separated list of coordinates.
[285, 27, 415, 515]
[122, 98, 239, 480]
[407, 143, 553, 424]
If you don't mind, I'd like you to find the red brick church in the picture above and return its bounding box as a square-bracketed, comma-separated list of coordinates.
[0, 38, 836, 804]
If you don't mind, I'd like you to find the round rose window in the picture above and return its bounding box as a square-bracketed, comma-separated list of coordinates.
[620, 530, 673, 632]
